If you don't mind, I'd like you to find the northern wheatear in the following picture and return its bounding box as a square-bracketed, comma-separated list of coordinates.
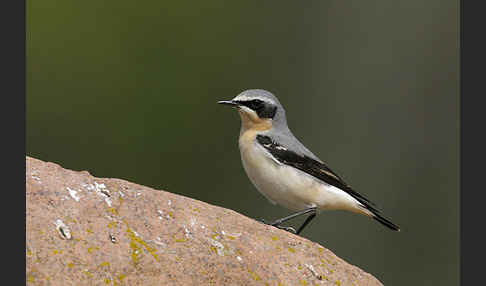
[218, 89, 400, 235]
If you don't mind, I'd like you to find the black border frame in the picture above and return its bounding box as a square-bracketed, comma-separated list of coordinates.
[461, 0, 485, 285]
[17, 0, 483, 284]
[4, 0, 27, 282]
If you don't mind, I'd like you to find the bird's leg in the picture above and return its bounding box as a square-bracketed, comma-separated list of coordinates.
[261, 207, 317, 234]
[296, 212, 316, 234]
[270, 207, 317, 226]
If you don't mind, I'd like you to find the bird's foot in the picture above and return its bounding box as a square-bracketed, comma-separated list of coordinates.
[274, 225, 296, 233]
[259, 218, 296, 234]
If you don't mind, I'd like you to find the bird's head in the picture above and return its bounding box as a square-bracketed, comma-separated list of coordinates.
[218, 89, 286, 131]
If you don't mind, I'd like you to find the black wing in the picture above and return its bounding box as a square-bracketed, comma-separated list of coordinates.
[256, 134, 379, 212]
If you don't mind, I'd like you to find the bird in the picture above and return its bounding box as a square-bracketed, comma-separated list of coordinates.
[218, 89, 400, 235]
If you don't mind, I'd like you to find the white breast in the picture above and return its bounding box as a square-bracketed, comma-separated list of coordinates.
[239, 137, 365, 214]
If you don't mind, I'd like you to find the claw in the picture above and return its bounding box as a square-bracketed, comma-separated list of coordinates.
[259, 219, 295, 233]
[276, 225, 296, 233]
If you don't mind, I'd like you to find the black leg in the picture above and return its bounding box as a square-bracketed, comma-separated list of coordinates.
[261, 207, 318, 235]
[296, 212, 316, 234]
[269, 207, 317, 226]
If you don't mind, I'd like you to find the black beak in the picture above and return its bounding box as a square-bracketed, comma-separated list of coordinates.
[217, 100, 239, 107]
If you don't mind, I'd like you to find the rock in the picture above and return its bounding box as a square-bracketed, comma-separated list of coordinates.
[26, 156, 383, 285]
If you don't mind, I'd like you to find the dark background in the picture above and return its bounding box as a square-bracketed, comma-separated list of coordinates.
[27, 1, 459, 285]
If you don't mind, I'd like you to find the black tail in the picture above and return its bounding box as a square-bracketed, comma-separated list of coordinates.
[373, 213, 400, 231]
[341, 185, 400, 231]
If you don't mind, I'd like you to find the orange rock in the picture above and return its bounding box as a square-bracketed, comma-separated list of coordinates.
[26, 156, 383, 286]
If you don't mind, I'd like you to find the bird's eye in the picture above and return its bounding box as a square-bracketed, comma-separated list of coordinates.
[250, 99, 264, 110]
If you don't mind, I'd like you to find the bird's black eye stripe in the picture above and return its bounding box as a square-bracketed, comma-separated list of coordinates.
[235, 99, 264, 111]
[234, 99, 277, 119]
[250, 99, 264, 109]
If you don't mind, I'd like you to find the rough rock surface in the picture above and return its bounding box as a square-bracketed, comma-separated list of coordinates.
[26, 156, 383, 286]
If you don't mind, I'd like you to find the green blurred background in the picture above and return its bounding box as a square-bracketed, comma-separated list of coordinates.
[27, 1, 459, 285]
